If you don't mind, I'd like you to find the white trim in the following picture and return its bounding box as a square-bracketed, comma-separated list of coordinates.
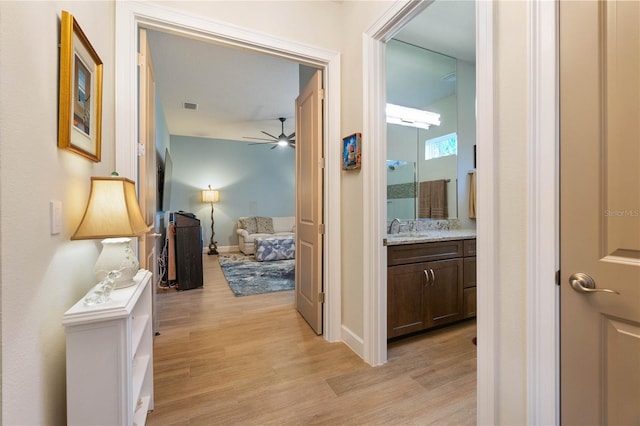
[115, 1, 342, 342]
[362, 0, 432, 368]
[526, 1, 559, 424]
[475, 1, 498, 424]
[341, 325, 365, 358]
[362, 32, 387, 366]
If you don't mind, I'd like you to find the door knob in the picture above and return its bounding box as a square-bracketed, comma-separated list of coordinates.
[569, 272, 620, 295]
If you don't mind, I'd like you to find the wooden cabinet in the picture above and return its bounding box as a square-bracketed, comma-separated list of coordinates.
[387, 238, 476, 339]
[424, 258, 464, 328]
[462, 239, 477, 318]
[173, 212, 203, 290]
[387, 262, 428, 337]
[63, 270, 154, 425]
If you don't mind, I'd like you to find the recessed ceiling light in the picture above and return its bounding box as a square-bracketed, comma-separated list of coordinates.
[183, 102, 198, 111]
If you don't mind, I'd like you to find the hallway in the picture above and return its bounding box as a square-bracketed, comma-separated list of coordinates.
[147, 254, 476, 425]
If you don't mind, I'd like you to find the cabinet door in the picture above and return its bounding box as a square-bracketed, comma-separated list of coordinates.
[463, 287, 477, 318]
[424, 258, 463, 328]
[387, 262, 428, 338]
[175, 226, 203, 290]
[463, 256, 477, 318]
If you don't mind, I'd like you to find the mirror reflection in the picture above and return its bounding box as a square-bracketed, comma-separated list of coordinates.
[386, 39, 475, 228]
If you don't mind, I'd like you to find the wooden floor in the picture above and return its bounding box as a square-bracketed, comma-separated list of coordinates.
[147, 254, 476, 425]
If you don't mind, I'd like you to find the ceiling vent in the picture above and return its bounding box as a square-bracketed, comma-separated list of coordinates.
[441, 72, 457, 82]
[183, 102, 198, 111]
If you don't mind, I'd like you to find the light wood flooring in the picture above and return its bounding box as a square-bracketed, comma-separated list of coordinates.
[147, 254, 476, 425]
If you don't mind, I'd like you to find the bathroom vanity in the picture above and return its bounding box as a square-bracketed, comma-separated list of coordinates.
[386, 230, 476, 339]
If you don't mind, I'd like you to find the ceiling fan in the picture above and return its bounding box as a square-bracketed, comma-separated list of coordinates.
[244, 117, 295, 149]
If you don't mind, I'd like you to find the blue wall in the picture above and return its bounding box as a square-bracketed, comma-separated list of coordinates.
[168, 135, 295, 248]
[155, 97, 171, 160]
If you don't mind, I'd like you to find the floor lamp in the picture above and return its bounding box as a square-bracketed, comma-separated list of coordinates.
[202, 185, 219, 255]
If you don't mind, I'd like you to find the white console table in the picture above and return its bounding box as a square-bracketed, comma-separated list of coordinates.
[63, 269, 154, 425]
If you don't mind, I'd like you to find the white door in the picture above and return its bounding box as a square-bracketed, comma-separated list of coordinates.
[295, 70, 324, 334]
[139, 29, 159, 333]
[560, 1, 640, 424]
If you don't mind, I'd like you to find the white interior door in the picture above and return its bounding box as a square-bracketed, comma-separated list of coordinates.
[560, 1, 640, 423]
[295, 70, 324, 334]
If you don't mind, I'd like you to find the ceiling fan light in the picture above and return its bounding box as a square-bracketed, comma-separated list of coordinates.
[278, 140, 288, 147]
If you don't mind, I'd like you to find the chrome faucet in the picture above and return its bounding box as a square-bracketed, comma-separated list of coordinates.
[388, 218, 401, 234]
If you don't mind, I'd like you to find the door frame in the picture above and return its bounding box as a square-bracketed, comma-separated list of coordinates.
[114, 1, 343, 342]
[362, 0, 559, 423]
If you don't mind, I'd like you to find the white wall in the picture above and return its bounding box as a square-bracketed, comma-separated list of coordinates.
[337, 0, 395, 341]
[0, 2, 116, 424]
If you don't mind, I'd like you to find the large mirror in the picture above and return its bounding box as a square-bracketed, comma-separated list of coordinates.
[386, 39, 476, 228]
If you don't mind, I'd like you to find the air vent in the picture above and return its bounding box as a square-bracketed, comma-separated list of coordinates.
[441, 72, 457, 82]
[183, 102, 198, 111]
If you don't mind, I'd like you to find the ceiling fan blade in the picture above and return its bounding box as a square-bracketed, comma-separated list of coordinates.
[288, 132, 295, 139]
[260, 131, 279, 140]
[271, 145, 278, 150]
[244, 136, 275, 142]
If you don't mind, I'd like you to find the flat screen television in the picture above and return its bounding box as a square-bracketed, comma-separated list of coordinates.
[158, 148, 173, 212]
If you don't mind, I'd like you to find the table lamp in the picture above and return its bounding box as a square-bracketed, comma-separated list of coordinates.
[72, 176, 150, 288]
[201, 185, 219, 255]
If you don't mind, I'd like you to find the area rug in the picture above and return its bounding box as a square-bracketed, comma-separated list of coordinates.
[218, 253, 295, 296]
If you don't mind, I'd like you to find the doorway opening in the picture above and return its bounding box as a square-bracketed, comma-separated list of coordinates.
[115, 2, 342, 342]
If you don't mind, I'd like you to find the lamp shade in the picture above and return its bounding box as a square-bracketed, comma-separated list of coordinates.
[202, 188, 219, 203]
[72, 176, 150, 240]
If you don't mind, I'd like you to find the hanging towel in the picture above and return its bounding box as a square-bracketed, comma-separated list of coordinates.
[419, 179, 448, 219]
[469, 171, 477, 219]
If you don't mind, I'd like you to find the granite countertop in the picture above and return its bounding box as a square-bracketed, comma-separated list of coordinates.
[386, 229, 477, 246]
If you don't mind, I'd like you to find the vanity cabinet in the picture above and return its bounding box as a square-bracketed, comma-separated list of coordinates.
[463, 239, 477, 318]
[63, 270, 154, 426]
[387, 238, 476, 339]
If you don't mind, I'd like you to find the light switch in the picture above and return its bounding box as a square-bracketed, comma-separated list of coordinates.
[50, 200, 62, 235]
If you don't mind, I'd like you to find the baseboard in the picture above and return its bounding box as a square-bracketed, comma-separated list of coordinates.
[202, 245, 239, 254]
[341, 325, 365, 360]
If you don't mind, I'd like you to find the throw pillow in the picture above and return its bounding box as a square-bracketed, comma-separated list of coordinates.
[256, 216, 274, 233]
[239, 217, 258, 234]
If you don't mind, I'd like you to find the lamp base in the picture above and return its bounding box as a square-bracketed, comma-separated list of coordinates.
[94, 238, 140, 289]
[208, 249, 218, 255]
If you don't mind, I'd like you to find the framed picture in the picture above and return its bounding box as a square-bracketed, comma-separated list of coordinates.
[342, 132, 362, 170]
[58, 10, 103, 162]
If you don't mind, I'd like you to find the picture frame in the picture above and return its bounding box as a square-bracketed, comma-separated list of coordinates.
[58, 10, 103, 162]
[342, 132, 362, 170]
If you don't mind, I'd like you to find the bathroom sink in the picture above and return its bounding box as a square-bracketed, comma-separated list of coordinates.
[387, 231, 429, 238]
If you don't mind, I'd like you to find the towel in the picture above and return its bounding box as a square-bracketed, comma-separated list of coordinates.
[419, 179, 448, 219]
[469, 171, 477, 219]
